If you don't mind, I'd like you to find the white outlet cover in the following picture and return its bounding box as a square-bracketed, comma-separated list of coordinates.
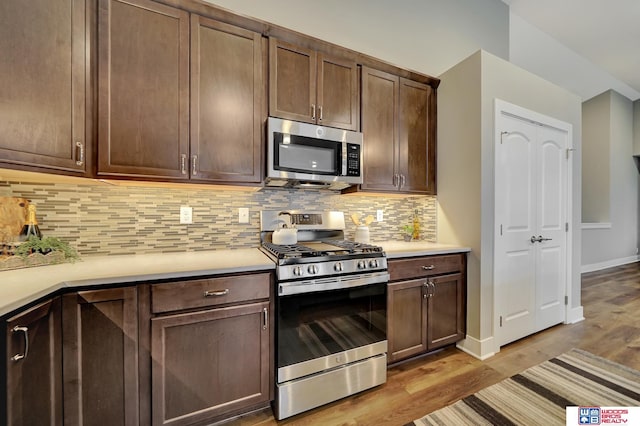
[238, 208, 250, 224]
[180, 206, 193, 224]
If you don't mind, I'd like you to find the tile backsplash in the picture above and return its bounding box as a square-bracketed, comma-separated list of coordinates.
[0, 178, 436, 257]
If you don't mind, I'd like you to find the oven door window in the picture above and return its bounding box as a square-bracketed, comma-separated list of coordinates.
[274, 132, 341, 175]
[277, 283, 386, 368]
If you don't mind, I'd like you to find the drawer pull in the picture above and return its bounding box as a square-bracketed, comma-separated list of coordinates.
[203, 289, 229, 298]
[11, 326, 29, 362]
[422, 265, 435, 270]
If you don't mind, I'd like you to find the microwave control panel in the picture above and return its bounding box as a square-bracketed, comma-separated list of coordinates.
[345, 143, 361, 177]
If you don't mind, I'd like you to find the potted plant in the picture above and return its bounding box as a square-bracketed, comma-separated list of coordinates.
[401, 225, 414, 242]
[13, 235, 80, 263]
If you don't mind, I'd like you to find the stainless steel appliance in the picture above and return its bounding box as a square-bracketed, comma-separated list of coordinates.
[265, 117, 363, 190]
[260, 210, 389, 420]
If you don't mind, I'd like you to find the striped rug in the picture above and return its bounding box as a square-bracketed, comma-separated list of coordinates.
[410, 349, 640, 426]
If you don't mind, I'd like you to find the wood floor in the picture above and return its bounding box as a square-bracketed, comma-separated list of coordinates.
[228, 263, 640, 426]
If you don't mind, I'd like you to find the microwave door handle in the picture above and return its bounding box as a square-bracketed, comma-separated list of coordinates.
[342, 143, 347, 176]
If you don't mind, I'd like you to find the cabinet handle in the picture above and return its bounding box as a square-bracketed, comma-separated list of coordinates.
[422, 265, 435, 270]
[319, 106, 323, 121]
[400, 174, 406, 188]
[11, 326, 29, 362]
[180, 154, 187, 175]
[393, 173, 398, 187]
[192, 155, 198, 176]
[75, 141, 84, 166]
[422, 281, 429, 299]
[262, 307, 268, 330]
[429, 281, 436, 297]
[311, 104, 316, 120]
[203, 289, 229, 297]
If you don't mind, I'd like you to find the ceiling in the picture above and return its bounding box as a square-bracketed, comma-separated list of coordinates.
[503, 0, 640, 95]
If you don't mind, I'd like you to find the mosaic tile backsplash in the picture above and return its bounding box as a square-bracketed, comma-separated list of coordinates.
[0, 179, 436, 257]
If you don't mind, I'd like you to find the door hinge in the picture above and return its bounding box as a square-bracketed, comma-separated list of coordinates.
[564, 295, 568, 306]
[565, 222, 569, 232]
[499, 316, 503, 327]
[566, 148, 576, 159]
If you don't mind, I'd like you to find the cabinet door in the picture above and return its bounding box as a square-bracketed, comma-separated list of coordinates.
[269, 38, 317, 124]
[399, 78, 436, 194]
[317, 54, 359, 130]
[427, 273, 465, 350]
[151, 302, 270, 426]
[191, 16, 264, 183]
[387, 279, 427, 363]
[6, 299, 62, 426]
[62, 287, 139, 426]
[0, 0, 88, 173]
[97, 0, 189, 179]
[361, 67, 399, 192]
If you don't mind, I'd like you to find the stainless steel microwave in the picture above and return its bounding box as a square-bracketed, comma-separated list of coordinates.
[266, 117, 363, 190]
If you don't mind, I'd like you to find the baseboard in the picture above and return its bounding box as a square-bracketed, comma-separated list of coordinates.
[581, 255, 640, 273]
[566, 306, 584, 324]
[456, 335, 496, 360]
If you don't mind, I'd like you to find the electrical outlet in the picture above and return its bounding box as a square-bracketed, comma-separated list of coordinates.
[376, 209, 384, 222]
[180, 206, 193, 224]
[238, 208, 249, 224]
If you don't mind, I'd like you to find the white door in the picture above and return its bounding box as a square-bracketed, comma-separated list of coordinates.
[494, 105, 569, 347]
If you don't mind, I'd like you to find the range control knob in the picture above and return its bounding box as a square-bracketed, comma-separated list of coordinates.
[293, 266, 303, 276]
[357, 260, 367, 270]
[369, 259, 379, 268]
[307, 265, 319, 274]
[334, 262, 343, 272]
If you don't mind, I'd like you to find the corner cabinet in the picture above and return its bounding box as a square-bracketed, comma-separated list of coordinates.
[387, 253, 466, 364]
[358, 67, 436, 194]
[5, 299, 63, 426]
[62, 287, 139, 426]
[269, 38, 359, 130]
[0, 0, 89, 174]
[147, 273, 273, 426]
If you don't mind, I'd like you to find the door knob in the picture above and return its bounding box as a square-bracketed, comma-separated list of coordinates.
[530, 235, 553, 243]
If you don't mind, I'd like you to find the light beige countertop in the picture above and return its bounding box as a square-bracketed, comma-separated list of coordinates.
[0, 242, 470, 318]
[0, 249, 274, 318]
[378, 241, 470, 258]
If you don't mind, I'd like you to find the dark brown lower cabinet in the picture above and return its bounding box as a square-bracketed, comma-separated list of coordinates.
[62, 287, 139, 426]
[5, 298, 63, 426]
[150, 301, 271, 426]
[387, 254, 466, 364]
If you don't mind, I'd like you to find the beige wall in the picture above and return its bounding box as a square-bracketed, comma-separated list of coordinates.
[204, 0, 509, 80]
[581, 91, 638, 269]
[438, 50, 582, 358]
[582, 93, 611, 223]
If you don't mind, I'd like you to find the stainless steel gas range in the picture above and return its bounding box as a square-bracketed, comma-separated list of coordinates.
[259, 210, 389, 420]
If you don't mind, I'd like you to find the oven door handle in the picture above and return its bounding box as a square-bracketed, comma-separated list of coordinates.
[278, 272, 390, 296]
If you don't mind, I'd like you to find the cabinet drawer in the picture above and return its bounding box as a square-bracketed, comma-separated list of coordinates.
[389, 254, 462, 281]
[151, 273, 271, 314]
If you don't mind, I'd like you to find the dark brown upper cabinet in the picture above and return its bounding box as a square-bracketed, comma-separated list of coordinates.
[190, 15, 265, 184]
[269, 38, 359, 131]
[97, 0, 190, 180]
[0, 0, 89, 174]
[358, 67, 436, 194]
